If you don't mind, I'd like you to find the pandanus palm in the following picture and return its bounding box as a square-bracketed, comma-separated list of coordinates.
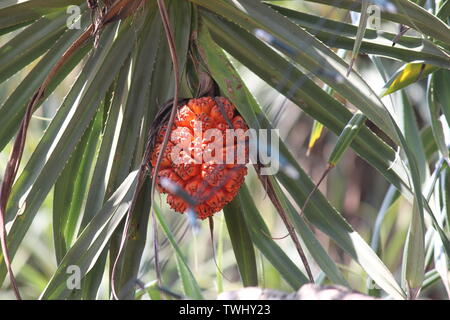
[0, 0, 449, 300]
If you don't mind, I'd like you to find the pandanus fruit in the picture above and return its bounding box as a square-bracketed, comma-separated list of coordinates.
[150, 97, 249, 219]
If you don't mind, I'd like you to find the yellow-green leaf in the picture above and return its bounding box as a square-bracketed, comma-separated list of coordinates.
[381, 63, 438, 97]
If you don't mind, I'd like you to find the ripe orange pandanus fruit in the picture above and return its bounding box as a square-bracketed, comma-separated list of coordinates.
[150, 97, 249, 219]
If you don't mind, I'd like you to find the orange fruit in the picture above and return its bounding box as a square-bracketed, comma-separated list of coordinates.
[150, 97, 249, 219]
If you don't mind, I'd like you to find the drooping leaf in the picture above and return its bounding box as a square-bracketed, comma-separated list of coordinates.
[223, 198, 259, 287]
[197, 23, 406, 299]
[40, 171, 139, 299]
[303, 0, 450, 44]
[53, 107, 103, 263]
[154, 205, 203, 299]
[237, 185, 309, 289]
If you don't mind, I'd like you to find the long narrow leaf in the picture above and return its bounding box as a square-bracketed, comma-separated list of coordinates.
[223, 199, 258, 287]
[197, 23, 406, 299]
[40, 171, 139, 299]
[154, 205, 203, 299]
